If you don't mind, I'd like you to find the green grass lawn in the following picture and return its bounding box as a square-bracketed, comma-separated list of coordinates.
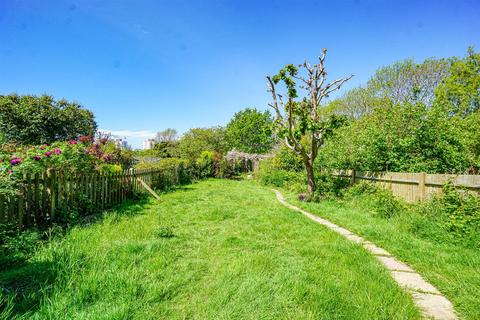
[288, 192, 480, 320]
[1, 179, 420, 319]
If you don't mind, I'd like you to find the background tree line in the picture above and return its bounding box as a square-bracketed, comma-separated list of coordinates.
[318, 48, 480, 174]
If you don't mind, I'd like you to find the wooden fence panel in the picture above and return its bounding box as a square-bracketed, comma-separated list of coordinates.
[331, 170, 480, 203]
[0, 169, 164, 228]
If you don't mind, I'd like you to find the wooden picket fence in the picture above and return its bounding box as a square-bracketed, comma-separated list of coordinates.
[0, 169, 165, 228]
[330, 169, 480, 202]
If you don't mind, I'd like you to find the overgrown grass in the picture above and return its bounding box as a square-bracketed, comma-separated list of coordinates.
[287, 185, 480, 320]
[1, 179, 419, 319]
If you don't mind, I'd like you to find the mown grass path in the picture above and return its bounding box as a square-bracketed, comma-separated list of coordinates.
[3, 179, 420, 319]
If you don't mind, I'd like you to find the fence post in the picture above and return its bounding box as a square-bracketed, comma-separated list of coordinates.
[350, 169, 356, 185]
[419, 172, 426, 201]
[49, 170, 56, 220]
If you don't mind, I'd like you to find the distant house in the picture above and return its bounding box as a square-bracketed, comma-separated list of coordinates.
[143, 139, 155, 150]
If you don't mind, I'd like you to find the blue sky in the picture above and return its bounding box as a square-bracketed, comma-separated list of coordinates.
[1, 0, 479, 148]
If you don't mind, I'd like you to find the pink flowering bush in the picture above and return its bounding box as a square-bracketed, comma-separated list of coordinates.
[0, 136, 135, 198]
[0, 137, 125, 178]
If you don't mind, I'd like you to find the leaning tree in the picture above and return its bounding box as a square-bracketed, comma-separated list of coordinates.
[267, 49, 353, 197]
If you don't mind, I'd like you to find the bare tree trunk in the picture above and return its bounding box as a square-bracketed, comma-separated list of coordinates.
[305, 159, 316, 197]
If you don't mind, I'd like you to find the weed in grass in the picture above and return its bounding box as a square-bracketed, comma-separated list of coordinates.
[153, 226, 175, 239]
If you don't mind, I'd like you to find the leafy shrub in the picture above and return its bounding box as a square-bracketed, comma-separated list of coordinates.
[271, 146, 304, 172]
[136, 158, 195, 190]
[343, 181, 403, 217]
[0, 172, 18, 197]
[256, 159, 304, 188]
[196, 151, 215, 178]
[99, 164, 123, 174]
[372, 188, 404, 218]
[214, 157, 243, 179]
[313, 173, 350, 200]
[417, 182, 480, 246]
[343, 180, 378, 197]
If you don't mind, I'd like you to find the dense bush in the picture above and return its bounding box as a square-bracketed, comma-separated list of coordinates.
[271, 146, 304, 172]
[225, 108, 275, 154]
[177, 127, 227, 163]
[256, 159, 305, 192]
[312, 172, 351, 201]
[196, 151, 215, 178]
[417, 182, 480, 246]
[0, 94, 97, 145]
[317, 49, 480, 174]
[343, 180, 480, 247]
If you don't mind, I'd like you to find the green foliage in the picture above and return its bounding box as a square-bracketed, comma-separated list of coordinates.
[0, 223, 41, 270]
[319, 48, 480, 174]
[434, 47, 480, 117]
[372, 189, 404, 218]
[319, 102, 473, 173]
[196, 151, 215, 178]
[343, 180, 378, 197]
[226, 108, 275, 153]
[343, 182, 404, 218]
[0, 94, 97, 145]
[256, 159, 305, 190]
[152, 226, 175, 239]
[136, 158, 195, 188]
[271, 146, 304, 172]
[178, 127, 227, 162]
[99, 164, 123, 174]
[342, 180, 480, 246]
[418, 182, 480, 246]
[367, 58, 449, 106]
[152, 141, 179, 158]
[312, 173, 350, 201]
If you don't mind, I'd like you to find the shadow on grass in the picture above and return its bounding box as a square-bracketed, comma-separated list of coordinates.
[0, 260, 56, 317]
[0, 197, 155, 318]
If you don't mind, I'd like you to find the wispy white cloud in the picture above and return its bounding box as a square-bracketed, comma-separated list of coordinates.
[99, 129, 156, 139]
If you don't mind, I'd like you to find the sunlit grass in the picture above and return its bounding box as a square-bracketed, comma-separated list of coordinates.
[289, 191, 480, 320]
[1, 179, 419, 319]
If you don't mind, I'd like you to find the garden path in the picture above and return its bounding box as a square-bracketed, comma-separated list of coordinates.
[272, 189, 458, 320]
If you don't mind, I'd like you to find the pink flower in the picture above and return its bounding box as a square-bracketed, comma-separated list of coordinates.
[70, 140, 78, 145]
[39, 146, 45, 150]
[33, 155, 42, 161]
[54, 148, 62, 155]
[45, 151, 52, 157]
[10, 158, 21, 165]
[8, 169, 13, 174]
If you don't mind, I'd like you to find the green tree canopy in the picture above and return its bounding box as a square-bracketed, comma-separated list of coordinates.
[434, 47, 480, 117]
[226, 108, 275, 154]
[0, 94, 97, 144]
[317, 48, 480, 174]
[178, 127, 227, 162]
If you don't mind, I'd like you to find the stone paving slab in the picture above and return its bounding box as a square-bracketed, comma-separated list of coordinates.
[272, 189, 458, 320]
[376, 256, 415, 272]
[363, 243, 391, 256]
[412, 292, 458, 320]
[344, 233, 365, 244]
[391, 271, 440, 294]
